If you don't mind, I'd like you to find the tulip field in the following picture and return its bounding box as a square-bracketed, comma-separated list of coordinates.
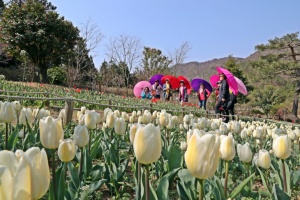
[0, 80, 300, 200]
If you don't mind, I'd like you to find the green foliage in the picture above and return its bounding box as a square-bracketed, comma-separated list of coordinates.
[224, 56, 252, 104]
[251, 85, 286, 116]
[141, 47, 172, 80]
[0, 0, 79, 83]
[47, 66, 66, 85]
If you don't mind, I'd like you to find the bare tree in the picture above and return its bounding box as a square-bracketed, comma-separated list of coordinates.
[105, 34, 142, 88]
[169, 42, 192, 74]
[65, 18, 104, 87]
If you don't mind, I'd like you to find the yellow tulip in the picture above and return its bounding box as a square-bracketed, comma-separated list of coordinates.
[19, 108, 33, 126]
[59, 109, 66, 126]
[121, 112, 129, 122]
[240, 128, 247, 139]
[185, 133, 220, 179]
[114, 118, 126, 135]
[24, 147, 50, 199]
[78, 114, 85, 125]
[15, 150, 24, 160]
[258, 149, 271, 169]
[237, 143, 252, 163]
[130, 124, 142, 144]
[103, 108, 112, 121]
[58, 139, 76, 162]
[84, 110, 98, 130]
[272, 135, 291, 160]
[129, 116, 134, 123]
[106, 112, 116, 128]
[136, 110, 142, 117]
[73, 125, 89, 148]
[133, 123, 161, 164]
[39, 116, 63, 149]
[12, 101, 21, 112]
[114, 110, 120, 117]
[143, 112, 152, 124]
[0, 150, 32, 200]
[183, 114, 191, 125]
[219, 135, 236, 161]
[0, 101, 16, 123]
[159, 112, 169, 127]
[131, 110, 137, 118]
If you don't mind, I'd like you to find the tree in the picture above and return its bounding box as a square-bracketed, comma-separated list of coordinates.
[224, 56, 253, 104]
[0, 0, 79, 83]
[169, 41, 192, 74]
[140, 47, 172, 80]
[254, 32, 300, 118]
[105, 34, 142, 87]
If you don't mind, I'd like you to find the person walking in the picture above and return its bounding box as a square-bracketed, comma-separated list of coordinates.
[141, 87, 152, 99]
[151, 80, 162, 99]
[178, 80, 188, 104]
[227, 89, 237, 116]
[198, 83, 211, 110]
[215, 73, 230, 122]
[163, 79, 172, 101]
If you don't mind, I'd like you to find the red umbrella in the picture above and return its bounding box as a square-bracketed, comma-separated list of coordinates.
[216, 67, 239, 95]
[178, 75, 192, 94]
[161, 75, 180, 89]
[133, 81, 152, 97]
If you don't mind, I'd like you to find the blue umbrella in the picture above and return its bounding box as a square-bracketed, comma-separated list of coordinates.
[191, 78, 213, 92]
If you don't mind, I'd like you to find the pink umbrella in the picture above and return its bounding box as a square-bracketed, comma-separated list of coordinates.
[133, 81, 152, 97]
[234, 77, 248, 95]
[216, 67, 238, 95]
[209, 74, 219, 88]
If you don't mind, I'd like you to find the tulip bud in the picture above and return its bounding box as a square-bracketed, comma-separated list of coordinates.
[240, 128, 247, 139]
[211, 122, 219, 130]
[130, 124, 142, 144]
[159, 112, 169, 127]
[132, 111, 137, 118]
[183, 115, 191, 125]
[185, 133, 220, 179]
[81, 106, 86, 114]
[19, 107, 33, 126]
[114, 117, 126, 135]
[237, 143, 252, 163]
[180, 141, 187, 151]
[25, 147, 50, 199]
[58, 139, 76, 162]
[106, 112, 116, 128]
[84, 110, 98, 130]
[272, 135, 291, 160]
[138, 116, 143, 124]
[103, 108, 112, 121]
[18, 130, 24, 138]
[59, 109, 66, 124]
[39, 116, 63, 149]
[219, 124, 228, 134]
[152, 111, 157, 119]
[257, 149, 271, 169]
[253, 129, 262, 139]
[137, 110, 142, 117]
[73, 125, 89, 148]
[78, 114, 85, 125]
[121, 112, 129, 122]
[15, 149, 24, 160]
[0, 101, 16, 123]
[219, 135, 236, 161]
[133, 123, 161, 164]
[13, 101, 21, 112]
[114, 110, 120, 117]
[142, 112, 152, 124]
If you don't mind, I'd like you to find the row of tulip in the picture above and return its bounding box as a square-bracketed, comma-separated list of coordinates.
[0, 99, 299, 199]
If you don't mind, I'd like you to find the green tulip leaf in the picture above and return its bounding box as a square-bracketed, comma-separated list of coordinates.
[156, 168, 180, 199]
[213, 176, 226, 200]
[83, 148, 92, 179]
[67, 162, 80, 190]
[90, 140, 102, 159]
[90, 165, 106, 182]
[278, 160, 291, 196]
[87, 179, 107, 195]
[7, 129, 18, 150]
[257, 168, 271, 194]
[167, 145, 183, 171]
[272, 184, 290, 200]
[230, 173, 255, 199]
[176, 181, 191, 200]
[57, 163, 67, 200]
[292, 170, 300, 187]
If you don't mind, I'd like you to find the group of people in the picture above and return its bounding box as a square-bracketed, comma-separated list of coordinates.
[141, 74, 237, 121]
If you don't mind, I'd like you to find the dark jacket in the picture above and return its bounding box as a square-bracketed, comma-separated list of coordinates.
[179, 86, 188, 102]
[218, 79, 229, 102]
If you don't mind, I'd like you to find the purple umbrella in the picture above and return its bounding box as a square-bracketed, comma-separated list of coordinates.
[191, 78, 213, 92]
[149, 74, 164, 86]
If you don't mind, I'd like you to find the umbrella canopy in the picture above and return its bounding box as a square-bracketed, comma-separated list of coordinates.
[133, 81, 152, 97]
[161, 75, 180, 89]
[216, 67, 239, 95]
[178, 75, 192, 94]
[191, 78, 213, 93]
[235, 76, 248, 95]
[149, 74, 164, 86]
[209, 75, 220, 88]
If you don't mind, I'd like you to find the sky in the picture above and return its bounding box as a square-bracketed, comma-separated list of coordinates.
[49, 0, 300, 68]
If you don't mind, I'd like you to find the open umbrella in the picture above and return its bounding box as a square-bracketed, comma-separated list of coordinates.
[161, 75, 180, 89]
[191, 78, 213, 93]
[133, 81, 152, 97]
[149, 74, 164, 86]
[209, 75, 220, 88]
[216, 67, 238, 95]
[178, 75, 192, 94]
[235, 77, 248, 95]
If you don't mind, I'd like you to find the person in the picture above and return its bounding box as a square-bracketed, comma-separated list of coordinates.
[151, 80, 162, 99]
[141, 87, 152, 99]
[215, 73, 230, 122]
[198, 84, 211, 110]
[178, 80, 188, 103]
[163, 79, 172, 101]
[227, 89, 237, 116]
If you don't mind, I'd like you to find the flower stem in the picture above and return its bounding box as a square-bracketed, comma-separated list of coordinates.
[110, 128, 113, 141]
[145, 164, 150, 200]
[88, 130, 93, 154]
[5, 123, 8, 149]
[224, 161, 229, 198]
[51, 150, 57, 200]
[282, 159, 287, 193]
[79, 147, 84, 184]
[265, 169, 271, 192]
[199, 179, 204, 200]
